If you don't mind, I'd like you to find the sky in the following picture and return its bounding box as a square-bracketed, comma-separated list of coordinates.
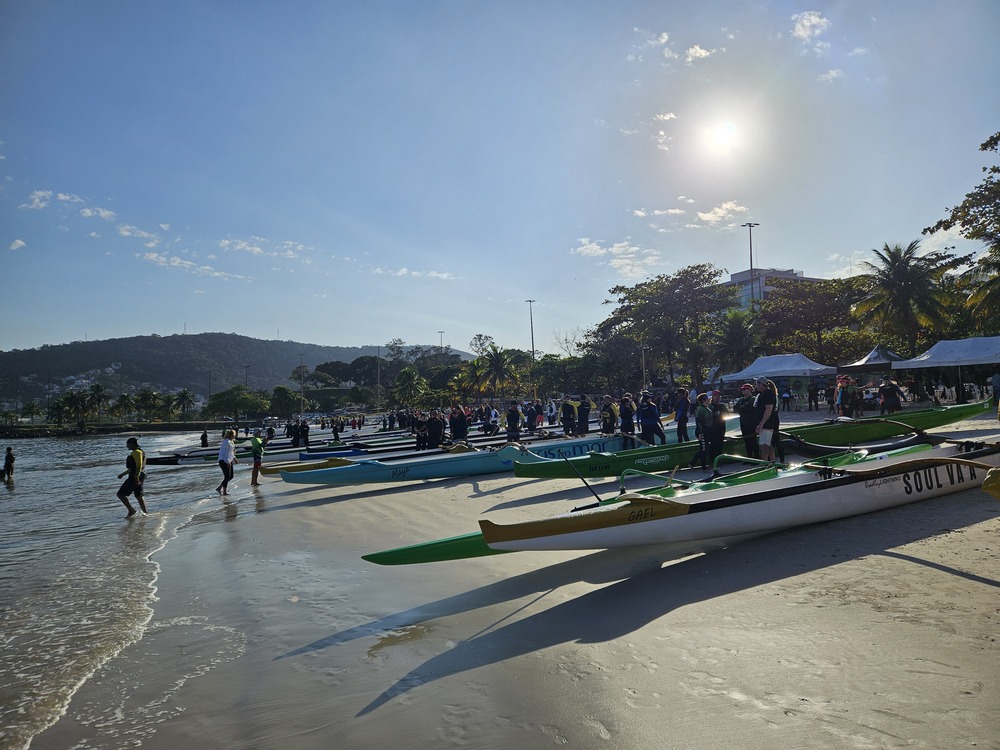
[2, 1, 998, 357]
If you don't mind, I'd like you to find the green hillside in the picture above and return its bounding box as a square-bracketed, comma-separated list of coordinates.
[0, 333, 383, 405]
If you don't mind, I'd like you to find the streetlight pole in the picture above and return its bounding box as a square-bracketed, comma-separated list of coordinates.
[299, 353, 305, 416]
[525, 299, 537, 398]
[244, 365, 249, 389]
[438, 330, 444, 353]
[741, 222, 759, 307]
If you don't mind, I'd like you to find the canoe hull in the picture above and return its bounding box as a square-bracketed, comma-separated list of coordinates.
[481, 442, 1000, 551]
[281, 434, 629, 485]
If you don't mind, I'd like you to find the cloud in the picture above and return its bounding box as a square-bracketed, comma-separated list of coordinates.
[139, 252, 250, 281]
[80, 207, 117, 220]
[653, 208, 686, 216]
[791, 11, 831, 41]
[685, 45, 714, 63]
[118, 224, 157, 240]
[655, 112, 677, 121]
[218, 238, 265, 255]
[19, 190, 52, 209]
[848, 47, 868, 57]
[696, 200, 749, 223]
[818, 69, 843, 82]
[10, 239, 26, 250]
[56, 193, 84, 203]
[571, 238, 659, 279]
[159, 223, 170, 231]
[370, 266, 457, 280]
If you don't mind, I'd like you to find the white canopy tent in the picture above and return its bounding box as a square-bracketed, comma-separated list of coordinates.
[892, 337, 1000, 369]
[718, 353, 836, 383]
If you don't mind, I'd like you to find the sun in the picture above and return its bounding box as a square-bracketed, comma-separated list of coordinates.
[706, 121, 739, 153]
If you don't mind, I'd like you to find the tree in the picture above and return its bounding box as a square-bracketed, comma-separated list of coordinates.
[21, 400, 41, 425]
[853, 241, 968, 356]
[759, 278, 860, 363]
[709, 309, 766, 378]
[63, 390, 89, 425]
[605, 264, 740, 387]
[481, 345, 520, 402]
[469, 334, 495, 357]
[392, 367, 428, 405]
[347, 355, 381, 387]
[924, 131, 1000, 253]
[270, 385, 302, 418]
[135, 390, 161, 422]
[315, 360, 351, 384]
[88, 383, 110, 425]
[174, 388, 196, 421]
[114, 393, 135, 421]
[205, 385, 269, 422]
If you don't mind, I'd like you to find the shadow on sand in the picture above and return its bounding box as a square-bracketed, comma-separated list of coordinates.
[275, 490, 999, 715]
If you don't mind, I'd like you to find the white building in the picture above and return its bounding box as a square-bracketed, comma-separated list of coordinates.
[723, 267, 826, 309]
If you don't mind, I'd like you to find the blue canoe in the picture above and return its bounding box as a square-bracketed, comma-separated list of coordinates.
[280, 433, 629, 485]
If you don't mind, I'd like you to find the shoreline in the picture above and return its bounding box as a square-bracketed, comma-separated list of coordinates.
[30, 411, 1000, 749]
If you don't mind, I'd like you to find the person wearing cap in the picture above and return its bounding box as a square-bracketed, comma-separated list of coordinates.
[735, 384, 760, 459]
[753, 378, 780, 462]
[116, 437, 148, 517]
[577, 395, 595, 435]
[249, 428, 267, 486]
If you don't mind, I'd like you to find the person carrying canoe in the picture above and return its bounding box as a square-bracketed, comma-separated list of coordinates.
[116, 437, 148, 517]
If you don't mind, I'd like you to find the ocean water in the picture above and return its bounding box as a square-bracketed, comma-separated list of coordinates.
[0, 431, 266, 750]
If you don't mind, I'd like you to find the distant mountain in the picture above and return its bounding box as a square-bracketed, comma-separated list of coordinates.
[0, 333, 416, 403]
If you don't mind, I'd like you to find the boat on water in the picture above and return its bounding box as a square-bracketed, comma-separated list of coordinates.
[363, 438, 1000, 565]
[513, 399, 991, 480]
[279, 433, 631, 485]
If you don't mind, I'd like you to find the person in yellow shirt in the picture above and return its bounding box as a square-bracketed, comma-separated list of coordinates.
[116, 437, 148, 517]
[599, 395, 620, 434]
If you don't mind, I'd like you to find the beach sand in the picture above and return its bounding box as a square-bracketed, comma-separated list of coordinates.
[34, 411, 1000, 749]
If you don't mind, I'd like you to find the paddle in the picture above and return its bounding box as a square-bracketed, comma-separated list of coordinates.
[558, 450, 605, 505]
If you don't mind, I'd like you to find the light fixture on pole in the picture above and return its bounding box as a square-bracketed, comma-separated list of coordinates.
[740, 222, 759, 307]
[438, 330, 444, 352]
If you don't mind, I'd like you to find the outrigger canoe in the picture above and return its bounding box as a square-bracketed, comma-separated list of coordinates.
[280, 433, 630, 485]
[514, 399, 991, 480]
[363, 439, 1000, 565]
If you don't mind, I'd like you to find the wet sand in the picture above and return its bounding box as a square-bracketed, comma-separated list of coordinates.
[34, 409, 1000, 749]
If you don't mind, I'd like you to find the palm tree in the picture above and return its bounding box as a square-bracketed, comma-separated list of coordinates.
[174, 388, 196, 421]
[134, 389, 160, 422]
[62, 391, 89, 426]
[963, 246, 1000, 319]
[114, 393, 135, 421]
[854, 241, 960, 357]
[392, 367, 428, 405]
[481, 345, 519, 402]
[710, 309, 767, 378]
[88, 383, 110, 425]
[21, 400, 41, 425]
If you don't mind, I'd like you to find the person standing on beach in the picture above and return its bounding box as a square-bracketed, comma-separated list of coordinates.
[735, 384, 760, 459]
[216, 429, 237, 495]
[116, 438, 147, 517]
[250, 429, 265, 486]
[3, 446, 15, 482]
[753, 378, 780, 463]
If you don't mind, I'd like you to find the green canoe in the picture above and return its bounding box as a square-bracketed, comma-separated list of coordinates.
[513, 399, 990, 480]
[363, 446, 930, 566]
